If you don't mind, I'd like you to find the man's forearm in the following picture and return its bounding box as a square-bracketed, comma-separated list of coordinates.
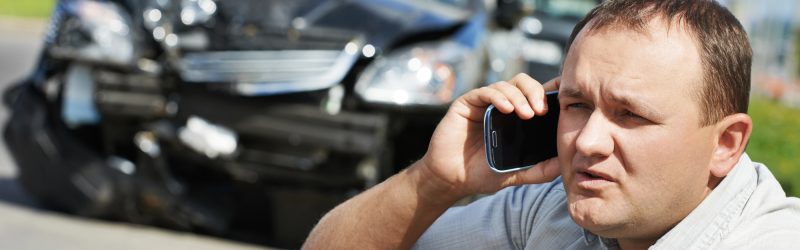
[303, 161, 461, 249]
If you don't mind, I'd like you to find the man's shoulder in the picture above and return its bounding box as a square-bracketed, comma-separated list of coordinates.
[504, 179, 577, 230]
[469, 178, 568, 219]
[498, 179, 589, 249]
[415, 178, 585, 249]
[517, 177, 567, 194]
[505, 177, 568, 209]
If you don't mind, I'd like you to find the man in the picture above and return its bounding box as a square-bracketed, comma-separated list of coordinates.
[304, 0, 800, 249]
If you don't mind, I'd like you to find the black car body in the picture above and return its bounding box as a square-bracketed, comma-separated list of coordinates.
[519, 0, 598, 80]
[3, 0, 528, 247]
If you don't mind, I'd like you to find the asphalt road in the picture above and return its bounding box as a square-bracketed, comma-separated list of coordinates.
[0, 17, 269, 250]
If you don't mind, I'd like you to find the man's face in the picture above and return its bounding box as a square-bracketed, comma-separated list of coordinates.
[556, 20, 718, 242]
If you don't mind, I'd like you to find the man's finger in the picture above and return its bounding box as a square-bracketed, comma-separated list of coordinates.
[489, 81, 534, 119]
[460, 86, 514, 113]
[540, 77, 561, 114]
[509, 73, 547, 115]
[542, 76, 560, 92]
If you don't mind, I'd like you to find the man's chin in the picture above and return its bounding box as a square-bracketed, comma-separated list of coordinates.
[567, 196, 625, 235]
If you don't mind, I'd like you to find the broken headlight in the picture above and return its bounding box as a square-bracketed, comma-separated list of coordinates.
[355, 40, 484, 106]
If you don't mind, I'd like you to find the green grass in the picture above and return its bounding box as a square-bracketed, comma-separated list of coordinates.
[747, 95, 800, 197]
[0, 0, 55, 18]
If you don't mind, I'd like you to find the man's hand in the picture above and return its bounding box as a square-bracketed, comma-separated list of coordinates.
[304, 73, 560, 249]
[419, 73, 562, 202]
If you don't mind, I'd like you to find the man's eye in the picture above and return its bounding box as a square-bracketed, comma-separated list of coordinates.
[622, 110, 640, 118]
[565, 103, 590, 110]
[621, 110, 649, 122]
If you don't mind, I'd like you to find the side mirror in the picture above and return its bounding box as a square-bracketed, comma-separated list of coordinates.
[494, 0, 524, 29]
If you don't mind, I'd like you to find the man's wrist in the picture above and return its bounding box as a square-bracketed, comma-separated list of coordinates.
[407, 160, 464, 209]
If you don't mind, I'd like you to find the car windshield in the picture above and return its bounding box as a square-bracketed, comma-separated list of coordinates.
[432, 0, 472, 8]
[402, 0, 476, 14]
[530, 0, 597, 19]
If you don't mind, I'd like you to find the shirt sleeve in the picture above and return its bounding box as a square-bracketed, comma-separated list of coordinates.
[412, 178, 577, 250]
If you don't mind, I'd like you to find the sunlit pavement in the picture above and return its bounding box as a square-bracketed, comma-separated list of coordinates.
[0, 201, 266, 250]
[0, 16, 270, 250]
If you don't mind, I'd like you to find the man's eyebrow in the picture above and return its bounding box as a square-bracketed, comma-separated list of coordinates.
[609, 93, 663, 119]
[558, 86, 663, 119]
[559, 86, 584, 99]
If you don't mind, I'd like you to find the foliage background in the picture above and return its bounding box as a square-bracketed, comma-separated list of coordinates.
[0, 0, 54, 18]
[747, 96, 800, 197]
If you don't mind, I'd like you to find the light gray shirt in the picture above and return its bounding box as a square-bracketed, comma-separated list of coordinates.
[414, 154, 800, 249]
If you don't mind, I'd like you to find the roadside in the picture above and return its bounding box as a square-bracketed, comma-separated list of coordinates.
[0, 201, 266, 250]
[0, 15, 48, 36]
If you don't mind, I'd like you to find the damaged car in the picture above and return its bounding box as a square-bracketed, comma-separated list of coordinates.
[3, 0, 531, 247]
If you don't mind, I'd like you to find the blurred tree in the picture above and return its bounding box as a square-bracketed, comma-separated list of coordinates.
[0, 0, 55, 18]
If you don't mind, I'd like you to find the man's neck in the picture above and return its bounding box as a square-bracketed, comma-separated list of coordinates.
[617, 238, 657, 250]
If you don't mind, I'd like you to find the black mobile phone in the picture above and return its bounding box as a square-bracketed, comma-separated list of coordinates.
[483, 91, 559, 172]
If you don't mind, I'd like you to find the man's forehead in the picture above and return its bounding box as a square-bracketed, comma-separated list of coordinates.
[561, 17, 703, 99]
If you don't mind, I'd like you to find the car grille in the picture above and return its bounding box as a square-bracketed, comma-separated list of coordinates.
[179, 38, 361, 96]
[175, 0, 364, 96]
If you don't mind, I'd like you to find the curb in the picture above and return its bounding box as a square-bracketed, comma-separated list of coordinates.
[0, 16, 48, 36]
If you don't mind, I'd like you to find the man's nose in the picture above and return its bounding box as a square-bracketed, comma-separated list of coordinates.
[575, 110, 614, 159]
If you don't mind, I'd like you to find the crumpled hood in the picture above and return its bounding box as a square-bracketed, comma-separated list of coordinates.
[208, 0, 479, 51]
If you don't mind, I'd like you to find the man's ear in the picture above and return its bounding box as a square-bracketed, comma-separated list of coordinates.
[709, 113, 753, 178]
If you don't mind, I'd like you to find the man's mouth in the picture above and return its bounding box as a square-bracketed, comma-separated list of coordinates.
[575, 169, 615, 190]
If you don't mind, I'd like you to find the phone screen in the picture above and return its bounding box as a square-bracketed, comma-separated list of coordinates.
[484, 91, 559, 172]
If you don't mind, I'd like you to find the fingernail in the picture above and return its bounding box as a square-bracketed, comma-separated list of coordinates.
[535, 99, 544, 112]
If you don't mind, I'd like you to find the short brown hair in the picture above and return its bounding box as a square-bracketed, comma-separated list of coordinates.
[565, 0, 752, 126]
